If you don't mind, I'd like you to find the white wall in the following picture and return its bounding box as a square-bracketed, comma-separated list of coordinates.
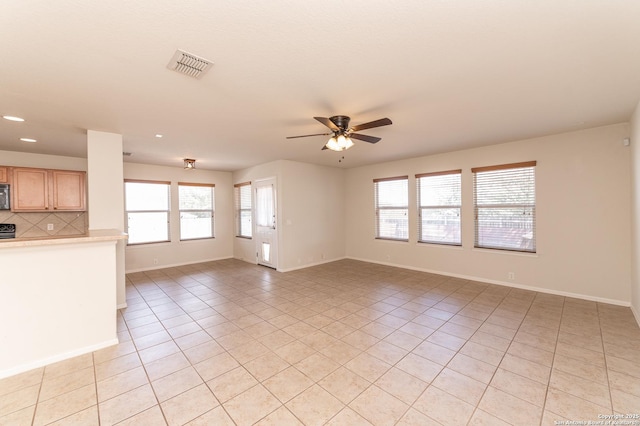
[0, 150, 87, 171]
[630, 101, 640, 322]
[233, 160, 346, 271]
[279, 160, 346, 271]
[87, 130, 126, 308]
[346, 124, 632, 304]
[124, 162, 234, 272]
[1, 241, 118, 378]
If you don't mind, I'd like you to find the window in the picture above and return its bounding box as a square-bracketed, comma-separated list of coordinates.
[125, 180, 170, 244]
[178, 183, 214, 240]
[472, 161, 536, 252]
[416, 170, 461, 245]
[374, 176, 409, 241]
[234, 182, 252, 238]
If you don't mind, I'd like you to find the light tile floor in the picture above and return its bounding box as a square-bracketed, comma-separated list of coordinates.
[1, 259, 639, 425]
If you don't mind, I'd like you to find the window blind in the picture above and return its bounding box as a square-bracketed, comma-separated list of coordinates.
[416, 170, 461, 245]
[374, 176, 409, 241]
[472, 162, 536, 252]
[234, 182, 252, 238]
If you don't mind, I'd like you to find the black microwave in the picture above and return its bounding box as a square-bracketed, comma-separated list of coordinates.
[0, 184, 9, 210]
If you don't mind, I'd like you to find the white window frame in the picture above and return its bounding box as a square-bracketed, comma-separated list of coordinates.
[416, 169, 462, 246]
[178, 182, 214, 241]
[472, 161, 536, 253]
[234, 181, 252, 238]
[374, 176, 409, 241]
[125, 179, 170, 245]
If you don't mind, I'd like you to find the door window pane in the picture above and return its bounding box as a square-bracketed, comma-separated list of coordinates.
[256, 185, 274, 228]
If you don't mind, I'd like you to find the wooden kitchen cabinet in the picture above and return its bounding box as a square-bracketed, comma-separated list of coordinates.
[12, 168, 49, 211]
[0, 166, 7, 183]
[52, 170, 86, 211]
[12, 167, 86, 211]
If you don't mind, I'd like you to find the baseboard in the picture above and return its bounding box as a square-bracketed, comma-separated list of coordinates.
[125, 256, 234, 274]
[0, 338, 119, 380]
[631, 304, 640, 328]
[346, 256, 631, 307]
[278, 256, 348, 273]
[117, 303, 128, 310]
[234, 256, 257, 265]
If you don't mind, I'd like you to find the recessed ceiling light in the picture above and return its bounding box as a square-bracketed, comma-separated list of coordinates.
[155, 134, 163, 138]
[20, 138, 37, 143]
[3, 115, 25, 122]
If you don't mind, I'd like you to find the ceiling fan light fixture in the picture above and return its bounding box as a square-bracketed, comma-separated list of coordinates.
[184, 158, 196, 170]
[289, 114, 392, 150]
[325, 134, 354, 151]
[342, 135, 355, 150]
[325, 136, 340, 151]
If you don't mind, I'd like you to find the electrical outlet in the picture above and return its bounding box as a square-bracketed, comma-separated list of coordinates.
[153, 258, 158, 265]
[47, 223, 54, 231]
[508, 272, 515, 280]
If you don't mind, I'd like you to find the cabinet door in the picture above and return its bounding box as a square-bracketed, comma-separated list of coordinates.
[52, 170, 86, 211]
[0, 167, 7, 183]
[13, 168, 49, 211]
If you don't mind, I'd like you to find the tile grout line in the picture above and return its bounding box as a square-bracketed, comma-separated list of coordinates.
[538, 294, 566, 426]
[92, 352, 101, 426]
[132, 266, 568, 422]
[17, 260, 635, 426]
[460, 287, 534, 425]
[29, 366, 44, 426]
[120, 280, 171, 425]
[596, 302, 615, 415]
[130, 270, 278, 425]
[362, 281, 511, 424]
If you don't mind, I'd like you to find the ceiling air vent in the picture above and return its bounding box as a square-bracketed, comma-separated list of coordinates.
[167, 49, 213, 79]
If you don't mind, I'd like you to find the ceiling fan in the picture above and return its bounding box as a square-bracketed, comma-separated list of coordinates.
[286, 115, 392, 151]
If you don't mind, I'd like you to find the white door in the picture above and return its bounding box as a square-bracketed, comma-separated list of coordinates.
[254, 178, 278, 269]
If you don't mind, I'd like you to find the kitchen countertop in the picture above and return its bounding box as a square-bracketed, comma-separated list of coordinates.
[0, 229, 128, 248]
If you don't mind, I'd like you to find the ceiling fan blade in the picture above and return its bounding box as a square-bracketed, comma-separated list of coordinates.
[350, 133, 381, 144]
[350, 118, 392, 132]
[314, 117, 339, 131]
[321, 144, 328, 150]
[286, 132, 332, 139]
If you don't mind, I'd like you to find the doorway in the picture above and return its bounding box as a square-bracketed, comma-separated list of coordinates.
[254, 178, 278, 269]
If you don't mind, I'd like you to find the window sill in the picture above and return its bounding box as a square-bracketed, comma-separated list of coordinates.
[375, 237, 409, 243]
[416, 242, 463, 250]
[472, 247, 538, 258]
[126, 240, 171, 247]
[180, 237, 215, 242]
[236, 236, 253, 240]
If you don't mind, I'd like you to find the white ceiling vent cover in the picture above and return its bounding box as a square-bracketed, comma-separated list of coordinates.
[167, 49, 213, 79]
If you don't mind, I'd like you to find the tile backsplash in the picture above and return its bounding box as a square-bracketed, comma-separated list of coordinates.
[0, 211, 86, 238]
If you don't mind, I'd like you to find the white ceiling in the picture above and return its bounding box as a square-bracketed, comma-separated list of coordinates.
[1, 1, 639, 171]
